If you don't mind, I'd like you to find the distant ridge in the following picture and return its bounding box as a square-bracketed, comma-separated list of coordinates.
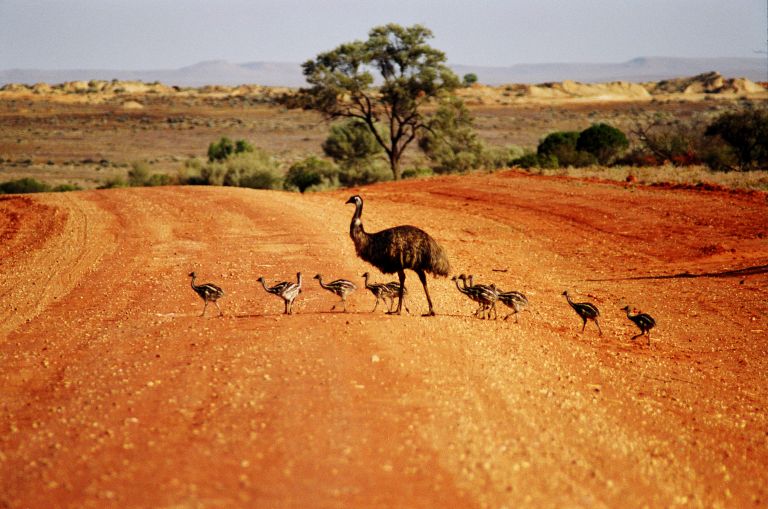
[0, 57, 764, 87]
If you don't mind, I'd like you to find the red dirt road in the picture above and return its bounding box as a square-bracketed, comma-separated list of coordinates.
[1, 172, 767, 508]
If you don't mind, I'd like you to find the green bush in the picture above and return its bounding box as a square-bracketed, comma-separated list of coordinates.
[128, 161, 151, 186]
[98, 176, 127, 189]
[462, 73, 478, 87]
[207, 137, 255, 163]
[537, 131, 596, 167]
[52, 183, 83, 192]
[208, 137, 235, 162]
[200, 149, 282, 189]
[511, 152, 558, 169]
[321, 120, 389, 186]
[0, 178, 51, 194]
[401, 166, 434, 179]
[705, 108, 768, 170]
[284, 157, 338, 192]
[419, 97, 485, 174]
[576, 123, 628, 165]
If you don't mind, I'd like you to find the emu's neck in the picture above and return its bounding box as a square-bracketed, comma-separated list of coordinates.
[349, 200, 370, 253]
[316, 276, 329, 289]
[259, 279, 270, 292]
[190, 276, 197, 290]
[454, 278, 469, 295]
[362, 274, 372, 289]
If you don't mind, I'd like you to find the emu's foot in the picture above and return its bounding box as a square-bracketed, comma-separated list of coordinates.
[422, 310, 436, 317]
[386, 310, 402, 315]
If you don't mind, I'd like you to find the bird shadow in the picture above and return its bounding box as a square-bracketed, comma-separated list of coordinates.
[585, 263, 768, 282]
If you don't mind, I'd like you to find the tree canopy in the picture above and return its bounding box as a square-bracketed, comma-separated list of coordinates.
[295, 23, 460, 180]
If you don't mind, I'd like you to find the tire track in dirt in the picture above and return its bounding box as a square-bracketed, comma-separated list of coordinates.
[0, 193, 113, 338]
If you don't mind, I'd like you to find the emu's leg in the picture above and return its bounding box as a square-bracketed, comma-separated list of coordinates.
[416, 270, 435, 316]
[595, 319, 603, 336]
[387, 271, 406, 315]
[646, 330, 651, 347]
[580, 318, 587, 333]
[201, 301, 208, 317]
[284, 299, 290, 315]
[215, 301, 223, 317]
[371, 296, 380, 313]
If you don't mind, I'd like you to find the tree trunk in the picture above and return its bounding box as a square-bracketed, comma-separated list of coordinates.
[389, 145, 402, 180]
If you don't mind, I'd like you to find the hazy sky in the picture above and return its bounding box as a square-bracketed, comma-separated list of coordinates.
[0, 0, 765, 69]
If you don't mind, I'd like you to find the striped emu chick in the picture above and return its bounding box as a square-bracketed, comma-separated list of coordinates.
[314, 274, 357, 312]
[452, 274, 497, 319]
[496, 289, 529, 323]
[189, 271, 225, 317]
[362, 272, 409, 313]
[621, 305, 656, 345]
[562, 291, 602, 335]
[464, 275, 500, 319]
[346, 195, 450, 316]
[257, 272, 302, 314]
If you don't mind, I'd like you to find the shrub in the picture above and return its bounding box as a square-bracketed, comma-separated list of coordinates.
[705, 107, 768, 170]
[419, 97, 485, 174]
[52, 183, 83, 192]
[462, 73, 478, 87]
[207, 137, 256, 163]
[322, 120, 389, 186]
[576, 123, 629, 165]
[284, 156, 339, 192]
[337, 160, 391, 187]
[401, 166, 434, 179]
[128, 161, 151, 186]
[0, 178, 51, 194]
[537, 131, 596, 167]
[630, 117, 709, 167]
[511, 151, 558, 169]
[199, 149, 282, 189]
[208, 137, 235, 162]
[145, 173, 174, 187]
[98, 176, 127, 189]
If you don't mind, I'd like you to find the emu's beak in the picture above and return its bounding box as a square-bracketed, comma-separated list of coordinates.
[345, 196, 356, 204]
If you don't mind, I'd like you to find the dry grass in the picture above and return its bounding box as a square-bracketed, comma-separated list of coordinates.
[529, 164, 768, 191]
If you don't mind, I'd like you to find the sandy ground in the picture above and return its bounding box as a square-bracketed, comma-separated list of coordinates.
[1, 171, 766, 508]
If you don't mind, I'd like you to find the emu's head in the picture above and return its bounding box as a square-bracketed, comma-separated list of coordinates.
[561, 291, 569, 297]
[313, 274, 322, 280]
[345, 195, 362, 206]
[189, 271, 196, 278]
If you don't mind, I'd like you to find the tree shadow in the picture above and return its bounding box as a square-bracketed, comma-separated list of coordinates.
[586, 264, 768, 282]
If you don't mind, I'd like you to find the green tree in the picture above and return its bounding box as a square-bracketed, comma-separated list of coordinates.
[322, 119, 384, 167]
[462, 73, 478, 86]
[284, 157, 338, 192]
[295, 23, 460, 180]
[576, 123, 628, 165]
[705, 108, 768, 171]
[322, 120, 389, 186]
[418, 96, 485, 173]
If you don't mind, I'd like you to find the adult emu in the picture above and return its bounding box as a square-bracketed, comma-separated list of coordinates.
[346, 195, 450, 316]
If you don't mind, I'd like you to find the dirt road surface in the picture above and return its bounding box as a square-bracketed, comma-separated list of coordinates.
[1, 171, 766, 508]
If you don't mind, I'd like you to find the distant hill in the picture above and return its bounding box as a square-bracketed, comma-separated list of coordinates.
[0, 57, 764, 87]
[453, 57, 767, 85]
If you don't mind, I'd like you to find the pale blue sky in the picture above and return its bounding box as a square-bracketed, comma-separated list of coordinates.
[0, 0, 765, 69]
